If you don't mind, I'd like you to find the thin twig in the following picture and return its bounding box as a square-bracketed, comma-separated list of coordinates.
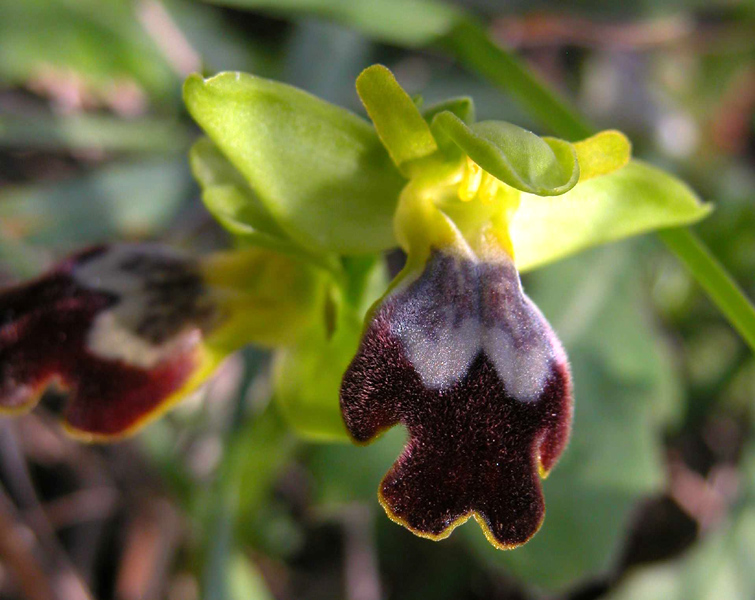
[0, 488, 55, 600]
[0, 423, 93, 600]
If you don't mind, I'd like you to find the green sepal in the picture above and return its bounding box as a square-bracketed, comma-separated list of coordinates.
[184, 71, 404, 255]
[201, 248, 327, 351]
[431, 111, 580, 196]
[511, 160, 713, 272]
[356, 65, 438, 176]
[190, 137, 293, 253]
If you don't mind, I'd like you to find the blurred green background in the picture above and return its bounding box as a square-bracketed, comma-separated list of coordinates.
[0, 1, 754, 599]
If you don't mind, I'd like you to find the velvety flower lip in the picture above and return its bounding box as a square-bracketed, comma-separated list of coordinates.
[340, 249, 572, 549]
[0, 244, 221, 441]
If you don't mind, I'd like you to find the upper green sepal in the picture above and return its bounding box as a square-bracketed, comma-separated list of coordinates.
[183, 71, 404, 255]
[511, 159, 713, 271]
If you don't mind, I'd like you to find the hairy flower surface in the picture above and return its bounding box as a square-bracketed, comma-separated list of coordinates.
[342, 249, 572, 548]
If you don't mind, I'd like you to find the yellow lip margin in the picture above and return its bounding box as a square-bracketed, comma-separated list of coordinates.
[62, 345, 223, 443]
[377, 479, 546, 551]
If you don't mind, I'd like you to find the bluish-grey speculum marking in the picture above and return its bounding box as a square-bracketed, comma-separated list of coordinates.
[390, 251, 561, 401]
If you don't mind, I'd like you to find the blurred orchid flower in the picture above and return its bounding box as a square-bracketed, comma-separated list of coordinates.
[0, 244, 322, 441]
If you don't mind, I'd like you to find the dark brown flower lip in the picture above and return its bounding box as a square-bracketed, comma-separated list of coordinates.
[0, 244, 221, 440]
[340, 249, 573, 549]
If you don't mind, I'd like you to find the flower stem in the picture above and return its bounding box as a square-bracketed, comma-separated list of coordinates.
[444, 20, 594, 142]
[657, 228, 755, 351]
[444, 18, 755, 352]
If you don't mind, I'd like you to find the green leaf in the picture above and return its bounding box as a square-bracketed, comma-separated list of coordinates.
[356, 64, 438, 174]
[184, 71, 404, 255]
[465, 243, 681, 589]
[0, 114, 189, 153]
[512, 160, 713, 272]
[606, 445, 755, 600]
[224, 403, 298, 524]
[190, 138, 295, 253]
[0, 0, 175, 99]
[201, 0, 463, 47]
[431, 111, 580, 195]
[0, 159, 189, 248]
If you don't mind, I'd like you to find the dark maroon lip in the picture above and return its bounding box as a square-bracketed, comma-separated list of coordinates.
[0, 245, 215, 438]
[340, 250, 573, 548]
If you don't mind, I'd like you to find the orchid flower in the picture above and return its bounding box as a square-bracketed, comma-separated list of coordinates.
[0, 65, 709, 551]
[338, 66, 630, 548]
[0, 244, 323, 440]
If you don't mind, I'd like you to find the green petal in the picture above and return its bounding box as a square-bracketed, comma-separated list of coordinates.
[511, 160, 713, 272]
[572, 130, 632, 181]
[422, 96, 476, 125]
[356, 65, 438, 175]
[431, 112, 580, 195]
[189, 138, 294, 253]
[184, 72, 404, 255]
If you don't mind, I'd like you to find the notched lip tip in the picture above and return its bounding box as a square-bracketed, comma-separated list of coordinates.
[0, 383, 54, 418]
[475, 510, 545, 551]
[377, 480, 545, 552]
[343, 422, 399, 447]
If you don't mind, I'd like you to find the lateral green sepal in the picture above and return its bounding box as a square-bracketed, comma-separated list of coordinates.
[511, 160, 713, 271]
[184, 71, 404, 255]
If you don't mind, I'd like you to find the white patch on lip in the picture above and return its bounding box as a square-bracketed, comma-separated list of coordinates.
[483, 297, 560, 401]
[72, 245, 205, 369]
[87, 312, 201, 369]
[389, 251, 561, 401]
[394, 314, 479, 389]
